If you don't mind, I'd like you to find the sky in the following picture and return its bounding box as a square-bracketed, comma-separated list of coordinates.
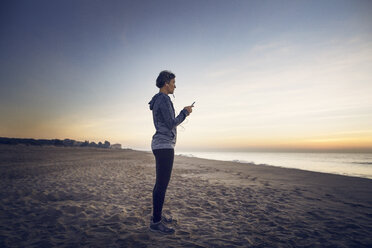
[1, 0, 372, 152]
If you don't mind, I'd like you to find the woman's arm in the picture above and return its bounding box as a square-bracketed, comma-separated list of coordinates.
[159, 96, 188, 130]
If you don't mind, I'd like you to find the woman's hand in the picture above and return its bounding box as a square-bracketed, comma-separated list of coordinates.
[184, 106, 193, 116]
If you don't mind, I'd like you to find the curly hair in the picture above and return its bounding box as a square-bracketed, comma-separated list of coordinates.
[156, 70, 175, 88]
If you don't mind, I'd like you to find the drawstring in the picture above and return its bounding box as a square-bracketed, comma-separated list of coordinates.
[170, 93, 188, 131]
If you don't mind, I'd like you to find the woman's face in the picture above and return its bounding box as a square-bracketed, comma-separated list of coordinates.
[167, 78, 176, 94]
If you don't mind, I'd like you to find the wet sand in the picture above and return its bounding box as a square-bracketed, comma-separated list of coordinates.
[0, 144, 371, 247]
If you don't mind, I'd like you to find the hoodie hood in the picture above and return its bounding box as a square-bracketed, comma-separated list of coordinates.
[148, 92, 163, 110]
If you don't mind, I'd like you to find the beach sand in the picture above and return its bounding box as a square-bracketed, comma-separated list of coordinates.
[0, 144, 371, 247]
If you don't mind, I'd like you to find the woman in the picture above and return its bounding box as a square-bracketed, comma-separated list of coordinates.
[148, 70, 193, 234]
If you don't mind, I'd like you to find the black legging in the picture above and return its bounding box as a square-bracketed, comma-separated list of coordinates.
[152, 148, 174, 223]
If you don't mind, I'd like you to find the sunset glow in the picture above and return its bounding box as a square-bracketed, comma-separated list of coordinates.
[1, 0, 372, 152]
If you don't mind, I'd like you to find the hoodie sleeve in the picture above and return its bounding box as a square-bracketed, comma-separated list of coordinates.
[159, 96, 188, 130]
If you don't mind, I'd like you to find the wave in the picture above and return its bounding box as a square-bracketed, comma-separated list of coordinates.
[179, 153, 195, 158]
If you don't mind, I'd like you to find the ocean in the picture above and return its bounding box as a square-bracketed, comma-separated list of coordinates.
[175, 151, 372, 180]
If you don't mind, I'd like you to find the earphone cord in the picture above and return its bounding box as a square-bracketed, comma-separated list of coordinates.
[172, 93, 188, 131]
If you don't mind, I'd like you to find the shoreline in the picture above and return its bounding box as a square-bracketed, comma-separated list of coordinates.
[174, 150, 372, 180]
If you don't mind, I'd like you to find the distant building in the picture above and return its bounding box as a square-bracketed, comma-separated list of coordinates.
[110, 143, 122, 149]
[0, 137, 113, 149]
[73, 140, 83, 146]
[63, 139, 75, 146]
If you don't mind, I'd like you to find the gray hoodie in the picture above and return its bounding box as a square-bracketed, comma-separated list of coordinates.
[148, 92, 189, 150]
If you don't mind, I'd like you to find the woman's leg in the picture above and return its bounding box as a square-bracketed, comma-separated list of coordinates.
[152, 148, 174, 223]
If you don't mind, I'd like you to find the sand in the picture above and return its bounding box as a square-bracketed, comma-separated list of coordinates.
[0, 144, 371, 247]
